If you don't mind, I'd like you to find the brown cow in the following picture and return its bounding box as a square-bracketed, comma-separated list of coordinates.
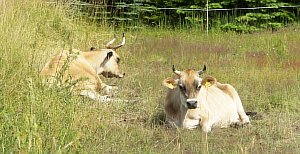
[40, 33, 126, 102]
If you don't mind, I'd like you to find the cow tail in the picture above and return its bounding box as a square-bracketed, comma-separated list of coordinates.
[245, 111, 258, 117]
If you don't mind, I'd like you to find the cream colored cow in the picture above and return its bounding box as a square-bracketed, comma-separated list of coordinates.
[40, 33, 126, 102]
[162, 65, 250, 132]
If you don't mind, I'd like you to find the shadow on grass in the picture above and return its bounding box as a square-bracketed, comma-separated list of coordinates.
[151, 109, 166, 126]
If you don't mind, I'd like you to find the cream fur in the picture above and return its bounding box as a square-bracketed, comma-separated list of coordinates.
[163, 74, 250, 132]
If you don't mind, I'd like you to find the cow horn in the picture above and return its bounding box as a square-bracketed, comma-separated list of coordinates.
[112, 33, 126, 50]
[105, 34, 117, 49]
[198, 65, 206, 76]
[105, 33, 125, 50]
[172, 65, 181, 76]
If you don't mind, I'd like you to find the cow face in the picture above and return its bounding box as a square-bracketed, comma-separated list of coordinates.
[100, 33, 126, 78]
[163, 65, 206, 109]
[100, 50, 125, 78]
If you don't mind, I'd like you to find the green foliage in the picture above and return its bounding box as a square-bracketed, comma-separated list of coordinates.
[221, 23, 259, 33]
[77, 0, 300, 32]
[207, 3, 223, 9]
[267, 22, 283, 30]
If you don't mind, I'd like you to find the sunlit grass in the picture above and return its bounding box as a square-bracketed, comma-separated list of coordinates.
[0, 0, 299, 153]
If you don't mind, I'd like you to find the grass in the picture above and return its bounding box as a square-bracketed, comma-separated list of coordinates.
[0, 0, 300, 153]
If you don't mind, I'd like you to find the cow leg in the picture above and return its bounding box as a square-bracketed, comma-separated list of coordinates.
[80, 90, 111, 102]
[108, 98, 139, 103]
[235, 98, 250, 124]
[228, 85, 250, 124]
[201, 123, 212, 133]
[200, 119, 212, 133]
[101, 84, 118, 95]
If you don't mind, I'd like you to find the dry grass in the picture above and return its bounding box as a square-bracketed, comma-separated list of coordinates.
[0, 0, 300, 153]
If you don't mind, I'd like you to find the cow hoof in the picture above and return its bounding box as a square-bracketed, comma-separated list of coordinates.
[80, 90, 99, 100]
[241, 116, 250, 125]
[242, 121, 250, 125]
[103, 85, 118, 94]
[230, 122, 242, 128]
[98, 95, 111, 102]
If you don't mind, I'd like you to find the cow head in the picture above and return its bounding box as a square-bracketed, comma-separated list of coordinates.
[163, 65, 206, 109]
[99, 33, 126, 78]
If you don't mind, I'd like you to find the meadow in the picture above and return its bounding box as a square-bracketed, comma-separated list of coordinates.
[0, 0, 299, 153]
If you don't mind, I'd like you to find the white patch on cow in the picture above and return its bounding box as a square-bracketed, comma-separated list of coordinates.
[183, 111, 201, 129]
[80, 90, 111, 102]
[197, 85, 241, 132]
[102, 84, 118, 94]
[186, 98, 198, 102]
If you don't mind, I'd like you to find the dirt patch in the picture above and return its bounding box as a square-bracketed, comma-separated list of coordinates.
[284, 60, 300, 70]
[245, 51, 269, 67]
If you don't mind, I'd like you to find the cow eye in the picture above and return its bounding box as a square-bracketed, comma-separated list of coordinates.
[196, 85, 201, 90]
[179, 85, 186, 91]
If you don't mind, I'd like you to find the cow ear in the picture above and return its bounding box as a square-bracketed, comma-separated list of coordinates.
[106, 51, 113, 59]
[163, 77, 178, 89]
[201, 76, 217, 87]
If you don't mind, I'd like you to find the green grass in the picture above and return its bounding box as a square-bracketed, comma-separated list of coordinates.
[1, 0, 300, 153]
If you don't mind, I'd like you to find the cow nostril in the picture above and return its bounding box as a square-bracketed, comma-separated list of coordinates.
[186, 99, 198, 109]
[187, 101, 197, 108]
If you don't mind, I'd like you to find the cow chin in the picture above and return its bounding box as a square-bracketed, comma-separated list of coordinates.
[101, 72, 124, 78]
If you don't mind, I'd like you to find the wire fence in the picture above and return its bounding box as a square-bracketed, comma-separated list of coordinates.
[46, 1, 300, 32]
[46, 1, 300, 11]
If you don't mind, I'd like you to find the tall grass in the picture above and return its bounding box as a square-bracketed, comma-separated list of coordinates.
[0, 0, 113, 152]
[1, 0, 300, 153]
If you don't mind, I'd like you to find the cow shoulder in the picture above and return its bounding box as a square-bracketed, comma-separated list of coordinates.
[216, 83, 234, 99]
[41, 49, 102, 90]
[40, 51, 68, 76]
[41, 50, 82, 75]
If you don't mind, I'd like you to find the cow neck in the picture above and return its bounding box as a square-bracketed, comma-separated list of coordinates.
[82, 50, 107, 73]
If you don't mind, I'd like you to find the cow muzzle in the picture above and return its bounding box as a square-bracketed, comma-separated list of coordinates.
[117, 72, 125, 78]
[101, 72, 125, 78]
[186, 98, 198, 109]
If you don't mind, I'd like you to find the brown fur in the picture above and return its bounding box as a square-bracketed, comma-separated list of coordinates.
[40, 47, 124, 98]
[41, 34, 126, 101]
[163, 69, 202, 127]
[164, 88, 181, 120]
[40, 50, 104, 92]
